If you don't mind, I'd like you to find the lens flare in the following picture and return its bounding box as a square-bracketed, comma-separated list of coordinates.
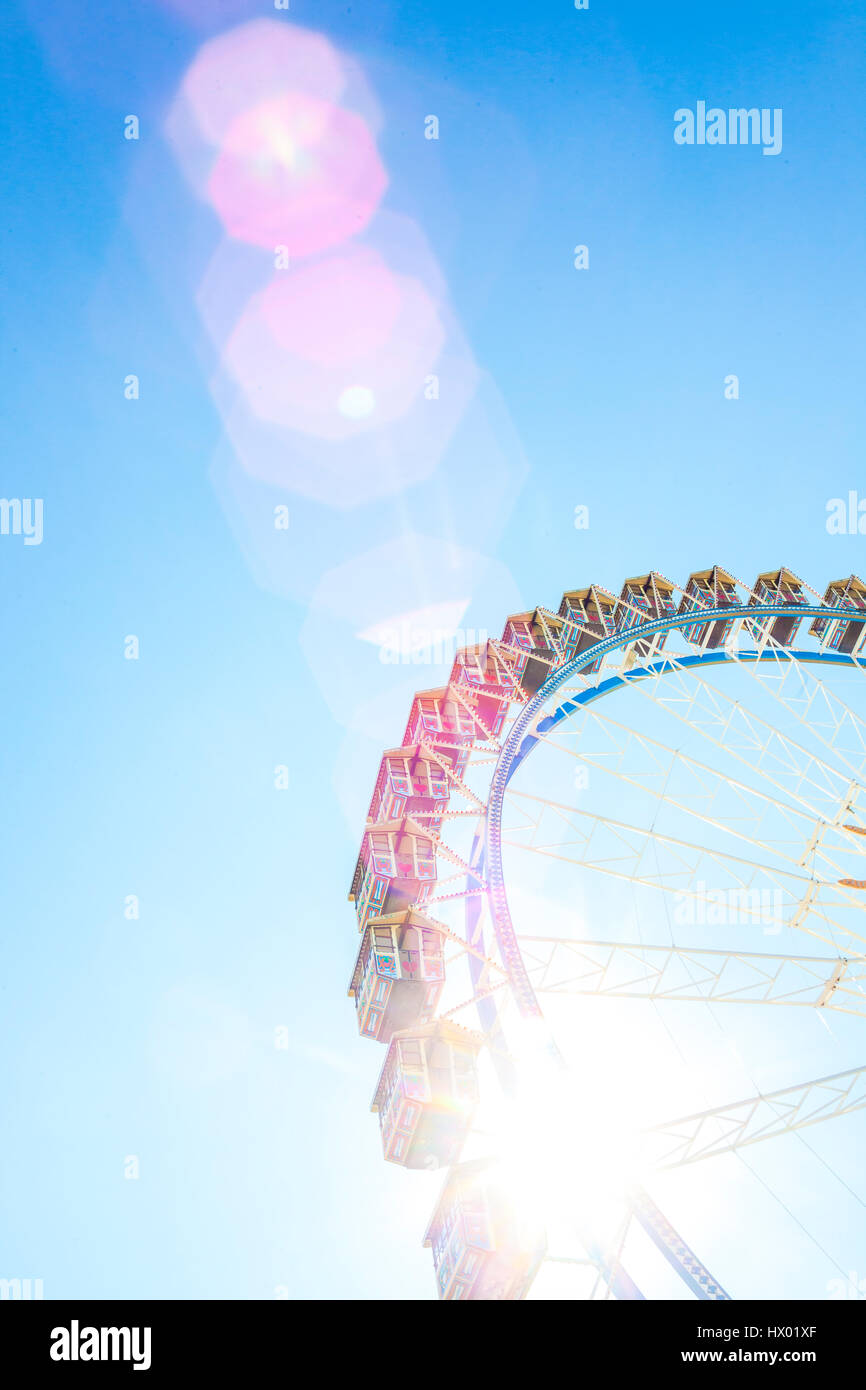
[177, 19, 345, 147]
[222, 247, 444, 440]
[338, 386, 376, 419]
[208, 93, 387, 255]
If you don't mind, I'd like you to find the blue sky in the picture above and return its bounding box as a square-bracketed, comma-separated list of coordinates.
[1, 0, 866, 1299]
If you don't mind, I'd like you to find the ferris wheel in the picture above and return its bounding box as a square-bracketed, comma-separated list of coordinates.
[347, 566, 866, 1300]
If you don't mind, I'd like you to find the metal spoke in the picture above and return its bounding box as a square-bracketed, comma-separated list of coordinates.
[541, 709, 866, 883]
[644, 1064, 866, 1168]
[501, 787, 866, 952]
[730, 640, 866, 785]
[514, 937, 866, 1015]
[626, 656, 863, 822]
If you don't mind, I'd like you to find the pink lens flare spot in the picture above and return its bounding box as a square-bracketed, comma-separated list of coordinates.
[178, 19, 345, 146]
[260, 248, 403, 364]
[207, 93, 387, 255]
[222, 247, 445, 440]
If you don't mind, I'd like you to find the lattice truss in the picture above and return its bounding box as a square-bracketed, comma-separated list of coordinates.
[347, 567, 866, 1300]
